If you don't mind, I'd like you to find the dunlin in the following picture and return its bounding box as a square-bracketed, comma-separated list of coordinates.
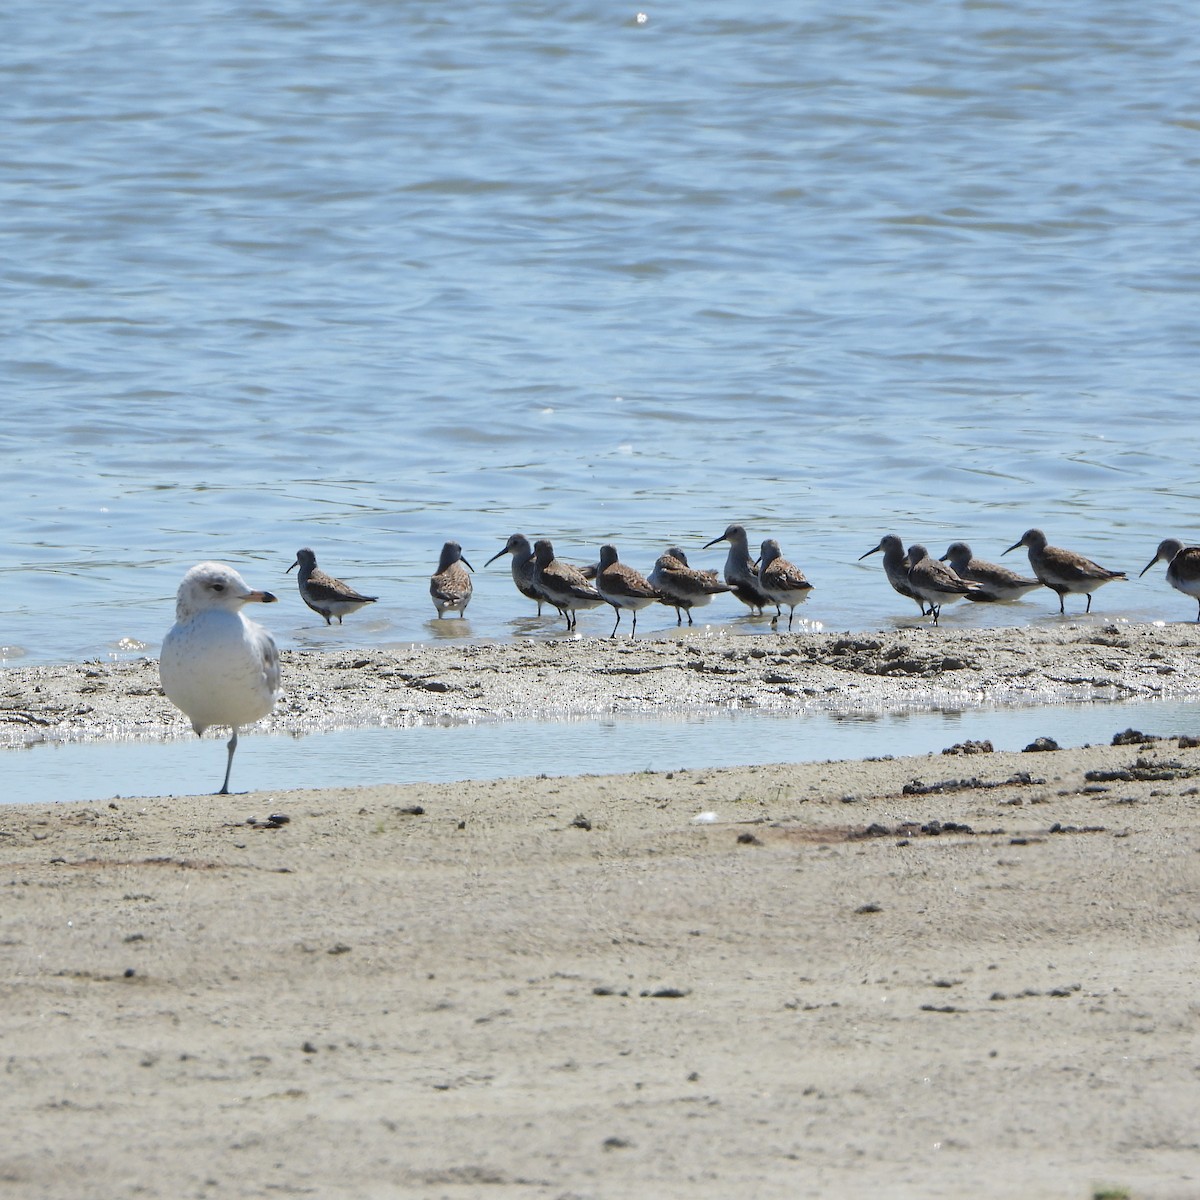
[907, 544, 980, 625]
[757, 538, 814, 630]
[484, 533, 543, 615]
[702, 524, 771, 615]
[595, 544, 661, 638]
[648, 546, 730, 625]
[159, 562, 281, 795]
[939, 541, 1042, 602]
[1002, 529, 1126, 614]
[430, 541, 474, 618]
[286, 547, 378, 625]
[859, 534, 927, 615]
[1139, 538, 1200, 620]
[531, 539, 604, 630]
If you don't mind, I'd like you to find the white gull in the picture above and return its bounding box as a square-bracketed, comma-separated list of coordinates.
[159, 562, 281, 795]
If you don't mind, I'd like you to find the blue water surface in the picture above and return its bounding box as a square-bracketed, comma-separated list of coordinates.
[4, 0, 1200, 664]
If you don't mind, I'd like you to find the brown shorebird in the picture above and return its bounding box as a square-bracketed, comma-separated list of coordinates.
[702, 523, 771, 615]
[286, 547, 378, 625]
[757, 539, 814, 630]
[160, 562, 281, 796]
[595, 543, 661, 638]
[859, 534, 927, 615]
[1003, 529, 1126, 614]
[939, 541, 1043, 602]
[531, 539, 603, 630]
[484, 533, 543, 615]
[648, 547, 730, 625]
[1140, 538, 1200, 620]
[907, 544, 980, 625]
[429, 541, 474, 618]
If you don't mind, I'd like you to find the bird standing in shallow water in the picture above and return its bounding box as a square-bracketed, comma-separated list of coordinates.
[484, 533, 543, 615]
[287, 547, 378, 625]
[160, 562, 281, 795]
[648, 547, 730, 625]
[757, 539, 814, 629]
[595, 543, 661, 638]
[939, 542, 1042, 602]
[1003, 529, 1125, 614]
[430, 541, 474, 617]
[531, 539, 603, 630]
[1139, 538, 1200, 620]
[906, 544, 980, 625]
[702, 523, 771, 615]
[859, 534, 927, 615]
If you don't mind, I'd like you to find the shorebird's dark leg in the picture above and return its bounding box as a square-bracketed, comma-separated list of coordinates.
[630, 610, 639, 638]
[931, 604, 941, 626]
[1057, 592, 1066, 614]
[218, 728, 239, 796]
[1085, 594, 1093, 614]
[609, 606, 622, 639]
[686, 609, 694, 626]
[788, 607, 795, 631]
[1195, 598, 1200, 622]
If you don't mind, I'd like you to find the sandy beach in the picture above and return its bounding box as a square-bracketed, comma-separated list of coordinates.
[2, 624, 1199, 1198]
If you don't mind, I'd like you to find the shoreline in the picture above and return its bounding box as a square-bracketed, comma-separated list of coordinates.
[4, 620, 1200, 749]
[2, 742, 1198, 1197]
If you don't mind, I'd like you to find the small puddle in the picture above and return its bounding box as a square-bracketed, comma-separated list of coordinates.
[5, 698, 1200, 807]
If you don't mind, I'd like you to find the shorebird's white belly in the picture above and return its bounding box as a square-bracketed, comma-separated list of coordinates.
[1167, 565, 1200, 599]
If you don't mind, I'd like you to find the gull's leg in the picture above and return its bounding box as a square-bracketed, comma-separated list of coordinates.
[218, 727, 239, 795]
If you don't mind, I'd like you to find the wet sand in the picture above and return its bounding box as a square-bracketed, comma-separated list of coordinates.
[2, 625, 1199, 1197]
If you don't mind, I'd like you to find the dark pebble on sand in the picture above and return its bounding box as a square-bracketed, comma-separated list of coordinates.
[942, 739, 993, 756]
[1112, 729, 1159, 746]
[1022, 737, 1060, 753]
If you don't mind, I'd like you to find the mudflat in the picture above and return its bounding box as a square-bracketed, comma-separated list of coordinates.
[3, 622, 1200, 746]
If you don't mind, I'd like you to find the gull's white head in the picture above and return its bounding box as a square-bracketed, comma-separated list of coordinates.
[174, 562, 279, 622]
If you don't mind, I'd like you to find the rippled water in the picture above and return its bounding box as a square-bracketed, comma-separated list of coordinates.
[5, 1, 1200, 665]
